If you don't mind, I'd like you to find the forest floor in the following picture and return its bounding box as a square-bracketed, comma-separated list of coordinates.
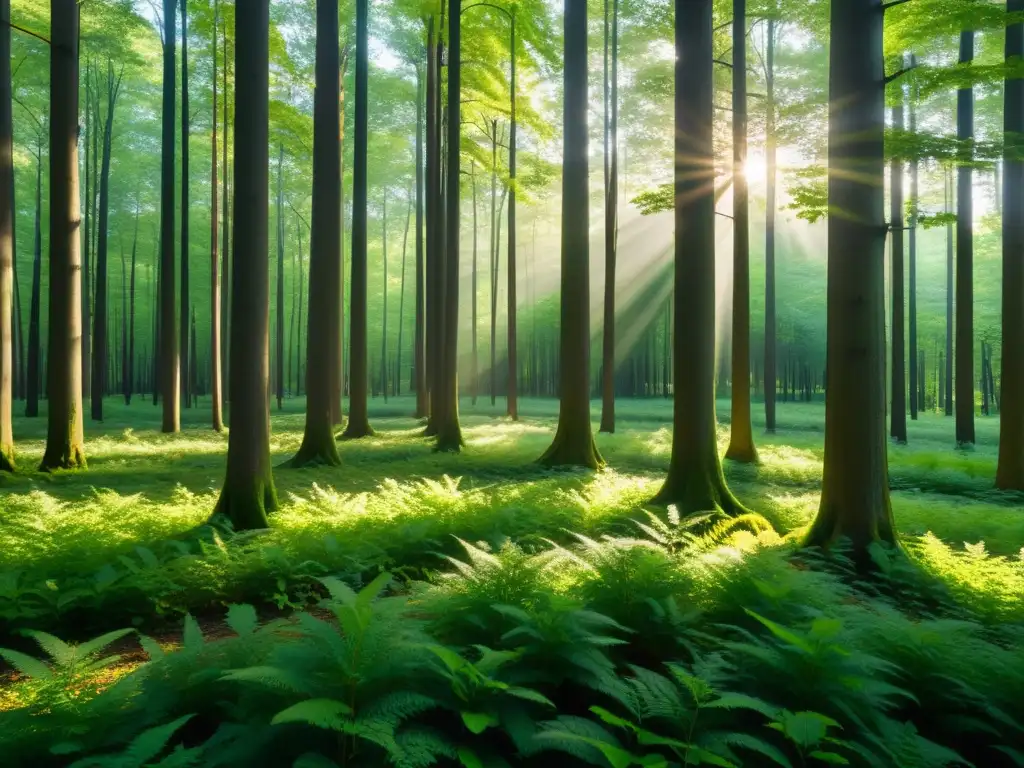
[2, 396, 1023, 765]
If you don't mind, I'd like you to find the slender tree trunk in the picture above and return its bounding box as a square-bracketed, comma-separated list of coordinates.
[945, 166, 953, 416]
[997, 0, 1024, 489]
[889, 87, 906, 443]
[0, 0, 13, 470]
[726, 0, 757, 462]
[289, 0, 342, 466]
[656, 0, 742, 510]
[153, 238, 159, 405]
[82, 63, 92, 402]
[764, 16, 777, 433]
[538, 0, 601, 468]
[489, 121, 498, 407]
[506, 14, 518, 420]
[342, 0, 373, 438]
[296, 219, 305, 395]
[414, 63, 426, 415]
[221, 17, 231, 409]
[10, 174, 20, 404]
[288, 226, 296, 397]
[956, 31, 976, 445]
[806, 0, 894, 554]
[331, 46, 350, 425]
[211, 0, 223, 431]
[180, 0, 191, 410]
[436, 0, 464, 452]
[275, 144, 285, 410]
[599, 0, 618, 434]
[160, 0, 180, 432]
[397, 187, 412, 398]
[908, 54, 918, 422]
[380, 190, 388, 402]
[26, 139, 41, 418]
[41, 2, 86, 471]
[472, 163, 479, 405]
[214, 0, 277, 528]
[125, 205, 139, 405]
[424, 18, 440, 435]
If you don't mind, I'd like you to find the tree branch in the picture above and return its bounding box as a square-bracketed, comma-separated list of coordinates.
[713, 59, 733, 68]
[4, 20, 51, 46]
[882, 0, 913, 10]
[885, 63, 919, 85]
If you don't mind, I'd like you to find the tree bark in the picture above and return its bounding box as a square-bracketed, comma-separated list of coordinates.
[764, 16, 777, 433]
[471, 162, 478, 405]
[908, 54, 918, 422]
[805, 0, 895, 554]
[211, 0, 223, 431]
[180, 0, 191, 410]
[414, 62, 426, 415]
[125, 204, 139, 404]
[342, 0, 373, 438]
[956, 30, 975, 446]
[397, 187, 412, 397]
[945, 166, 953, 416]
[82, 63, 92, 402]
[423, 18, 440, 435]
[289, 0, 342, 467]
[436, 0, 463, 452]
[506, 13, 518, 420]
[331, 44, 350, 426]
[214, 0, 277, 529]
[0, 0, 13, 470]
[275, 144, 285, 410]
[599, 0, 618, 434]
[997, 0, 1024, 489]
[221, 15, 231, 411]
[380, 190, 388, 401]
[26, 136, 41, 418]
[489, 120, 498, 407]
[538, 0, 601, 468]
[889, 88, 906, 443]
[160, 0, 180, 432]
[725, 0, 757, 462]
[40, 1, 86, 471]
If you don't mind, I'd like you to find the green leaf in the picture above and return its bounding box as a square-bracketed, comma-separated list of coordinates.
[272, 698, 353, 730]
[808, 752, 849, 765]
[221, 665, 306, 692]
[138, 634, 165, 660]
[0, 647, 53, 679]
[226, 603, 258, 636]
[589, 706, 637, 731]
[995, 746, 1024, 766]
[118, 714, 195, 767]
[356, 571, 392, 607]
[426, 644, 467, 674]
[723, 733, 794, 767]
[687, 748, 738, 768]
[318, 576, 357, 605]
[76, 628, 135, 659]
[594, 742, 638, 768]
[135, 546, 160, 569]
[22, 630, 76, 665]
[461, 711, 499, 734]
[458, 748, 484, 768]
[182, 614, 203, 650]
[780, 711, 841, 748]
[706, 693, 780, 719]
[744, 610, 814, 653]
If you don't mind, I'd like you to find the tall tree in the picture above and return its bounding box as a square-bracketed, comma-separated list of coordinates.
[538, 0, 600, 468]
[414, 62, 426, 416]
[160, 0, 180, 433]
[91, 62, 123, 422]
[997, 0, 1024, 490]
[275, 144, 284, 411]
[82, 64, 92, 402]
[289, 0, 343, 467]
[221, 9, 231, 409]
[0, 0, 13, 471]
[908, 54, 918, 421]
[211, 0, 223, 431]
[805, 0, 895, 553]
[955, 30, 975, 446]
[380, 190, 389, 401]
[471, 162, 478, 404]
[332, 42, 351, 427]
[126, 204, 139, 405]
[506, 9, 518, 421]
[654, 0, 739, 509]
[214, 0, 277, 529]
[725, 0, 757, 462]
[180, 0, 191, 410]
[397, 186, 412, 397]
[26, 132, 42, 418]
[599, 0, 618, 434]
[435, 0, 463, 452]
[889, 68, 906, 444]
[342, 0, 374, 438]
[763, 15, 778, 433]
[40, 0, 86, 471]
[945, 166, 953, 415]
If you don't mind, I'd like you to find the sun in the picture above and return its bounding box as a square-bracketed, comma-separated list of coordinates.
[743, 153, 767, 181]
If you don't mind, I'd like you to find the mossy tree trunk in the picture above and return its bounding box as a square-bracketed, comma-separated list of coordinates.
[160, 0, 180, 434]
[290, 0, 343, 468]
[889, 86, 906, 444]
[41, 0, 86, 472]
[805, 0, 896, 553]
[955, 30, 975, 446]
[725, 0, 757, 463]
[538, 0, 601, 469]
[342, 0, 374, 439]
[0, 0, 14, 471]
[655, 0, 741, 511]
[997, 0, 1024, 490]
[214, 0, 277, 530]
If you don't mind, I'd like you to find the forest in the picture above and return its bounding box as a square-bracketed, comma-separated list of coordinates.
[0, 0, 1023, 765]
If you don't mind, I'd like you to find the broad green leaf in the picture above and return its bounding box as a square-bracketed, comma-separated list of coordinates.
[723, 733, 794, 767]
[781, 711, 840, 748]
[461, 711, 499, 734]
[426, 644, 467, 674]
[594, 741, 638, 768]
[318, 576, 358, 605]
[272, 699, 353, 730]
[138, 634, 165, 660]
[590, 705, 637, 731]
[0, 647, 53, 679]
[356, 571, 393, 607]
[221, 665, 306, 692]
[458, 748, 484, 768]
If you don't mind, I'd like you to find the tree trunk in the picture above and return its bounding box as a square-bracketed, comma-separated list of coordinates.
[214, 0, 277, 529]
[471, 163, 479, 405]
[0, 0, 13, 470]
[397, 187, 412, 397]
[726, 0, 757, 462]
[997, 0, 1024, 489]
[414, 63, 426, 415]
[221, 16, 231, 410]
[41, 1, 86, 471]
[889, 87, 906, 443]
[211, 0, 223, 431]
[945, 167, 953, 416]
[538, 0, 601, 468]
[275, 144, 285, 410]
[296, 219, 305, 395]
[599, 0, 618, 434]
[82, 63, 92, 402]
[380, 190, 389, 402]
[26, 138, 41, 418]
[331, 45, 350, 426]
[436, 0, 464, 452]
[342, 0, 373, 438]
[489, 121, 499, 407]
[180, 0, 191, 410]
[125, 205, 139, 405]
[289, 0, 342, 467]
[956, 30, 975, 446]
[423, 17, 440, 435]
[908, 54, 918, 422]
[506, 14, 518, 420]
[805, 0, 895, 554]
[160, 0, 180, 432]
[764, 17, 777, 433]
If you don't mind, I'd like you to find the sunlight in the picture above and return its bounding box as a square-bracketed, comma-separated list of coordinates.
[743, 153, 767, 181]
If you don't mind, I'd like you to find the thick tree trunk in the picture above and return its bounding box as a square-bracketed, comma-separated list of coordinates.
[436, 0, 463, 452]
[538, 0, 601, 468]
[275, 144, 285, 410]
[805, 0, 895, 553]
[889, 92, 906, 443]
[956, 31, 975, 445]
[26, 140, 41, 418]
[997, 0, 1024, 490]
[289, 0, 342, 467]
[0, 0, 13, 470]
[211, 0, 223, 431]
[414, 64, 426, 415]
[125, 205, 139, 404]
[342, 0, 373, 438]
[41, 2, 86, 471]
[726, 0, 757, 462]
[908, 54, 918, 422]
[599, 0, 618, 434]
[655, 0, 740, 508]
[160, 0, 180, 432]
[214, 0, 277, 529]
[221, 19, 231, 410]
[506, 14, 518, 420]
[764, 19, 777, 433]
[180, 0, 191, 410]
